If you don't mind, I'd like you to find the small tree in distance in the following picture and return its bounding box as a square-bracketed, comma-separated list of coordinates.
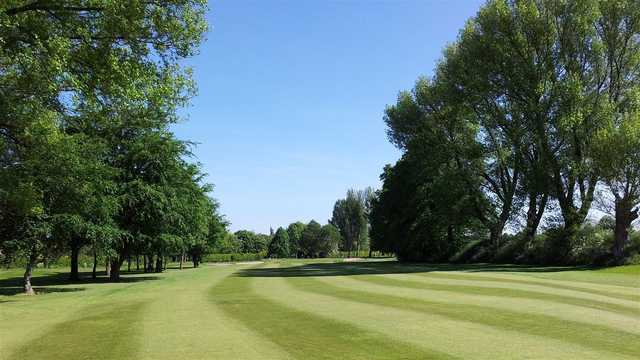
[268, 227, 290, 258]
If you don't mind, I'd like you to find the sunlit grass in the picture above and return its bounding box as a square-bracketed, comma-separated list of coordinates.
[1, 260, 638, 359]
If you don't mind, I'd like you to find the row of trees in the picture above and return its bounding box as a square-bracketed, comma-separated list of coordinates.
[370, 0, 640, 264]
[0, 1, 227, 294]
[261, 188, 376, 259]
[267, 221, 341, 258]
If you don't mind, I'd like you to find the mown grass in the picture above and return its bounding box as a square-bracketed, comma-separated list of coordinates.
[0, 260, 638, 359]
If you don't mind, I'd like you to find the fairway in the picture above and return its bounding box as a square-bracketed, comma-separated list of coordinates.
[1, 260, 639, 360]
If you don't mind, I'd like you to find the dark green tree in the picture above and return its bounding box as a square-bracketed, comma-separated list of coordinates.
[267, 227, 290, 258]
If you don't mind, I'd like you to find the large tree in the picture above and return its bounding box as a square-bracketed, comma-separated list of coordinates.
[591, 0, 640, 262]
[0, 0, 209, 289]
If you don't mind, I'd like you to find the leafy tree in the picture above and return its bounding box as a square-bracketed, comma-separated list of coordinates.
[235, 230, 268, 254]
[330, 189, 372, 257]
[213, 233, 240, 254]
[1, 1, 208, 290]
[286, 222, 306, 258]
[319, 224, 341, 257]
[300, 220, 322, 258]
[590, 0, 640, 263]
[267, 227, 290, 258]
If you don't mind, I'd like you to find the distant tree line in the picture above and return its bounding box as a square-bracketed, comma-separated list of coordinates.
[0, 1, 227, 295]
[370, 0, 640, 266]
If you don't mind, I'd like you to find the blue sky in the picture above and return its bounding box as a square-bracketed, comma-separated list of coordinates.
[172, 0, 486, 233]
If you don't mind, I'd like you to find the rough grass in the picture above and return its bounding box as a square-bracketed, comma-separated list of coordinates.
[0, 260, 638, 359]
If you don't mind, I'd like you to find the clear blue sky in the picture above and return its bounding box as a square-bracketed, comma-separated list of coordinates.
[172, 0, 486, 233]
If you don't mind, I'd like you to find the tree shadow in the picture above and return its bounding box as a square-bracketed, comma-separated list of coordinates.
[0, 270, 160, 297]
[237, 261, 594, 278]
[0, 286, 86, 296]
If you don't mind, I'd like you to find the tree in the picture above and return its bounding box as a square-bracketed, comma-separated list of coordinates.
[300, 220, 322, 258]
[319, 224, 341, 257]
[448, 0, 620, 259]
[330, 189, 371, 257]
[235, 230, 268, 254]
[267, 227, 290, 258]
[590, 0, 640, 263]
[287, 222, 306, 258]
[1, 0, 208, 290]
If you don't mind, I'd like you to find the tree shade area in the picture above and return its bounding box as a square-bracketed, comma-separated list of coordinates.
[370, 0, 640, 266]
[0, 260, 638, 359]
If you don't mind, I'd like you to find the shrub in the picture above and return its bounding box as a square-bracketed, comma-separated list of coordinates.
[568, 225, 613, 265]
[203, 252, 266, 263]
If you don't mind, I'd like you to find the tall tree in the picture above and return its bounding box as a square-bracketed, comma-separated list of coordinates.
[267, 227, 290, 258]
[286, 222, 306, 258]
[330, 189, 370, 257]
[300, 220, 322, 258]
[591, 0, 640, 262]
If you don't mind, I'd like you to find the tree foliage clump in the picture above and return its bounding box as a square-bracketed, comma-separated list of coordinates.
[0, 1, 228, 292]
[371, 0, 640, 265]
[267, 227, 290, 258]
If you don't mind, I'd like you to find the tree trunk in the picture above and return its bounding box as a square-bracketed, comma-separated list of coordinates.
[127, 256, 131, 272]
[136, 255, 140, 271]
[612, 199, 638, 263]
[524, 192, 548, 244]
[92, 251, 98, 279]
[155, 255, 163, 273]
[105, 257, 111, 278]
[23, 253, 37, 295]
[179, 252, 184, 270]
[143, 255, 148, 273]
[146, 255, 154, 273]
[489, 223, 505, 253]
[109, 258, 122, 281]
[70, 242, 80, 281]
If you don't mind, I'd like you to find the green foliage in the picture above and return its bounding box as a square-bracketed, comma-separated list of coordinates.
[267, 228, 290, 258]
[374, 0, 640, 265]
[300, 220, 322, 258]
[331, 188, 373, 255]
[319, 224, 341, 257]
[235, 230, 269, 254]
[286, 222, 306, 257]
[0, 0, 219, 284]
[203, 252, 266, 263]
[213, 233, 240, 254]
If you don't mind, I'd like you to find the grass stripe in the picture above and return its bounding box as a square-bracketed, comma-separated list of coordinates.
[6, 301, 147, 360]
[360, 274, 639, 317]
[265, 275, 629, 360]
[288, 276, 640, 359]
[210, 271, 456, 360]
[337, 274, 639, 334]
[418, 272, 639, 301]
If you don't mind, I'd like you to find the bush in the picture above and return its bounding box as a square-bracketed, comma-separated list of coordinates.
[449, 239, 487, 263]
[494, 233, 529, 263]
[568, 225, 613, 265]
[203, 252, 266, 263]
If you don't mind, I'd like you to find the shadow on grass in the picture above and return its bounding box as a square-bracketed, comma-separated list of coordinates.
[0, 270, 159, 296]
[238, 261, 593, 278]
[0, 286, 86, 296]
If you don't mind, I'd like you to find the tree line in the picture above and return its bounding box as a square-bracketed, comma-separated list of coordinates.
[370, 0, 640, 265]
[0, 1, 228, 294]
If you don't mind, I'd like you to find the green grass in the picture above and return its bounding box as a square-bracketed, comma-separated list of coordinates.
[1, 260, 638, 359]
